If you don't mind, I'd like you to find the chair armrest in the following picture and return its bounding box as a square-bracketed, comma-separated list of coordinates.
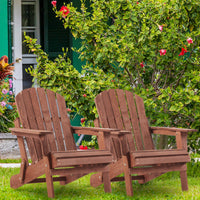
[72, 126, 131, 157]
[9, 128, 53, 139]
[150, 126, 197, 150]
[10, 128, 53, 156]
[150, 127, 197, 136]
[72, 126, 121, 136]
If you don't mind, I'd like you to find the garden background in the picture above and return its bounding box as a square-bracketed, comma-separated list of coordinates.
[0, 0, 200, 199]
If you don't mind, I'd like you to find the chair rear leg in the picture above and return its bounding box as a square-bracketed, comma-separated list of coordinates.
[180, 170, 188, 191]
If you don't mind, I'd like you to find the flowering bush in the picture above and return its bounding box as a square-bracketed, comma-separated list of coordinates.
[26, 1, 200, 151]
[51, 0, 200, 152]
[0, 56, 18, 133]
[24, 35, 119, 121]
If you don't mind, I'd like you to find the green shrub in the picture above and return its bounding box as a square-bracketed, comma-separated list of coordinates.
[24, 0, 200, 152]
[53, 0, 200, 152]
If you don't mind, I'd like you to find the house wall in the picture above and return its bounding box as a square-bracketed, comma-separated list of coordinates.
[0, 0, 8, 57]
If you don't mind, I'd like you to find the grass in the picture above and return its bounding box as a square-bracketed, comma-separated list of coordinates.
[0, 159, 22, 163]
[0, 167, 200, 200]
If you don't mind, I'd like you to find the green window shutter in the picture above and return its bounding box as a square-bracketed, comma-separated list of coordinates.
[41, 0, 89, 71]
[42, 0, 71, 60]
[0, 0, 8, 57]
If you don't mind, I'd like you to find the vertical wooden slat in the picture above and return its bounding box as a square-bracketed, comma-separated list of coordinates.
[22, 89, 43, 160]
[56, 93, 76, 150]
[125, 91, 144, 150]
[30, 88, 50, 155]
[16, 91, 38, 163]
[95, 93, 109, 128]
[116, 89, 136, 151]
[101, 90, 117, 129]
[108, 89, 124, 130]
[29, 89, 46, 130]
[116, 89, 132, 131]
[37, 88, 57, 152]
[46, 89, 65, 151]
[134, 95, 154, 150]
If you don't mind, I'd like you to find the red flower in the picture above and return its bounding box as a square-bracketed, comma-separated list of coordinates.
[81, 118, 85, 123]
[140, 62, 144, 68]
[137, 2, 139, 4]
[178, 48, 187, 56]
[187, 38, 193, 44]
[158, 25, 163, 31]
[83, 94, 87, 97]
[51, 1, 57, 7]
[67, 108, 72, 112]
[79, 145, 88, 150]
[159, 49, 166, 56]
[60, 6, 70, 18]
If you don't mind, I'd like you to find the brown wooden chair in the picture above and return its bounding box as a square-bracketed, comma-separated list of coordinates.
[90, 89, 197, 196]
[9, 88, 120, 198]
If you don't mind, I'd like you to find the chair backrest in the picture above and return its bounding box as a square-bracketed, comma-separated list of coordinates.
[95, 89, 154, 151]
[15, 88, 76, 163]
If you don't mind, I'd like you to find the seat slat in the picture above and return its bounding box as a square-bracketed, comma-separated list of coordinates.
[133, 155, 190, 166]
[131, 149, 189, 158]
[52, 156, 113, 167]
[51, 150, 112, 158]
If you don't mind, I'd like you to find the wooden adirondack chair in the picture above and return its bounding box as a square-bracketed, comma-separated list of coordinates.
[9, 88, 119, 198]
[90, 89, 197, 196]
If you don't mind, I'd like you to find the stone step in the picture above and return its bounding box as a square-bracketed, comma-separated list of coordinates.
[0, 163, 21, 168]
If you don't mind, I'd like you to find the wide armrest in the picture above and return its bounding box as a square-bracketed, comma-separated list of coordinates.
[150, 127, 197, 136]
[10, 128, 53, 139]
[150, 126, 197, 150]
[72, 126, 130, 136]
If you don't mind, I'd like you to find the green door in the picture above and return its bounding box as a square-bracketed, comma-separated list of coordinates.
[0, 0, 8, 57]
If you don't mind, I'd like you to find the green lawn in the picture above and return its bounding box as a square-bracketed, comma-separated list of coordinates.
[0, 167, 200, 200]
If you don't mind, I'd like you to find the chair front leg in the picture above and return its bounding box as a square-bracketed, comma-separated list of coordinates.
[122, 156, 133, 196]
[44, 155, 54, 198]
[180, 164, 188, 191]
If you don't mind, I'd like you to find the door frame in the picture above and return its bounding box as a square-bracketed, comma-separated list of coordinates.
[13, 0, 40, 95]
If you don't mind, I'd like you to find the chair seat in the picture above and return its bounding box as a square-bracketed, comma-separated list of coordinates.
[51, 150, 113, 168]
[130, 149, 190, 167]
